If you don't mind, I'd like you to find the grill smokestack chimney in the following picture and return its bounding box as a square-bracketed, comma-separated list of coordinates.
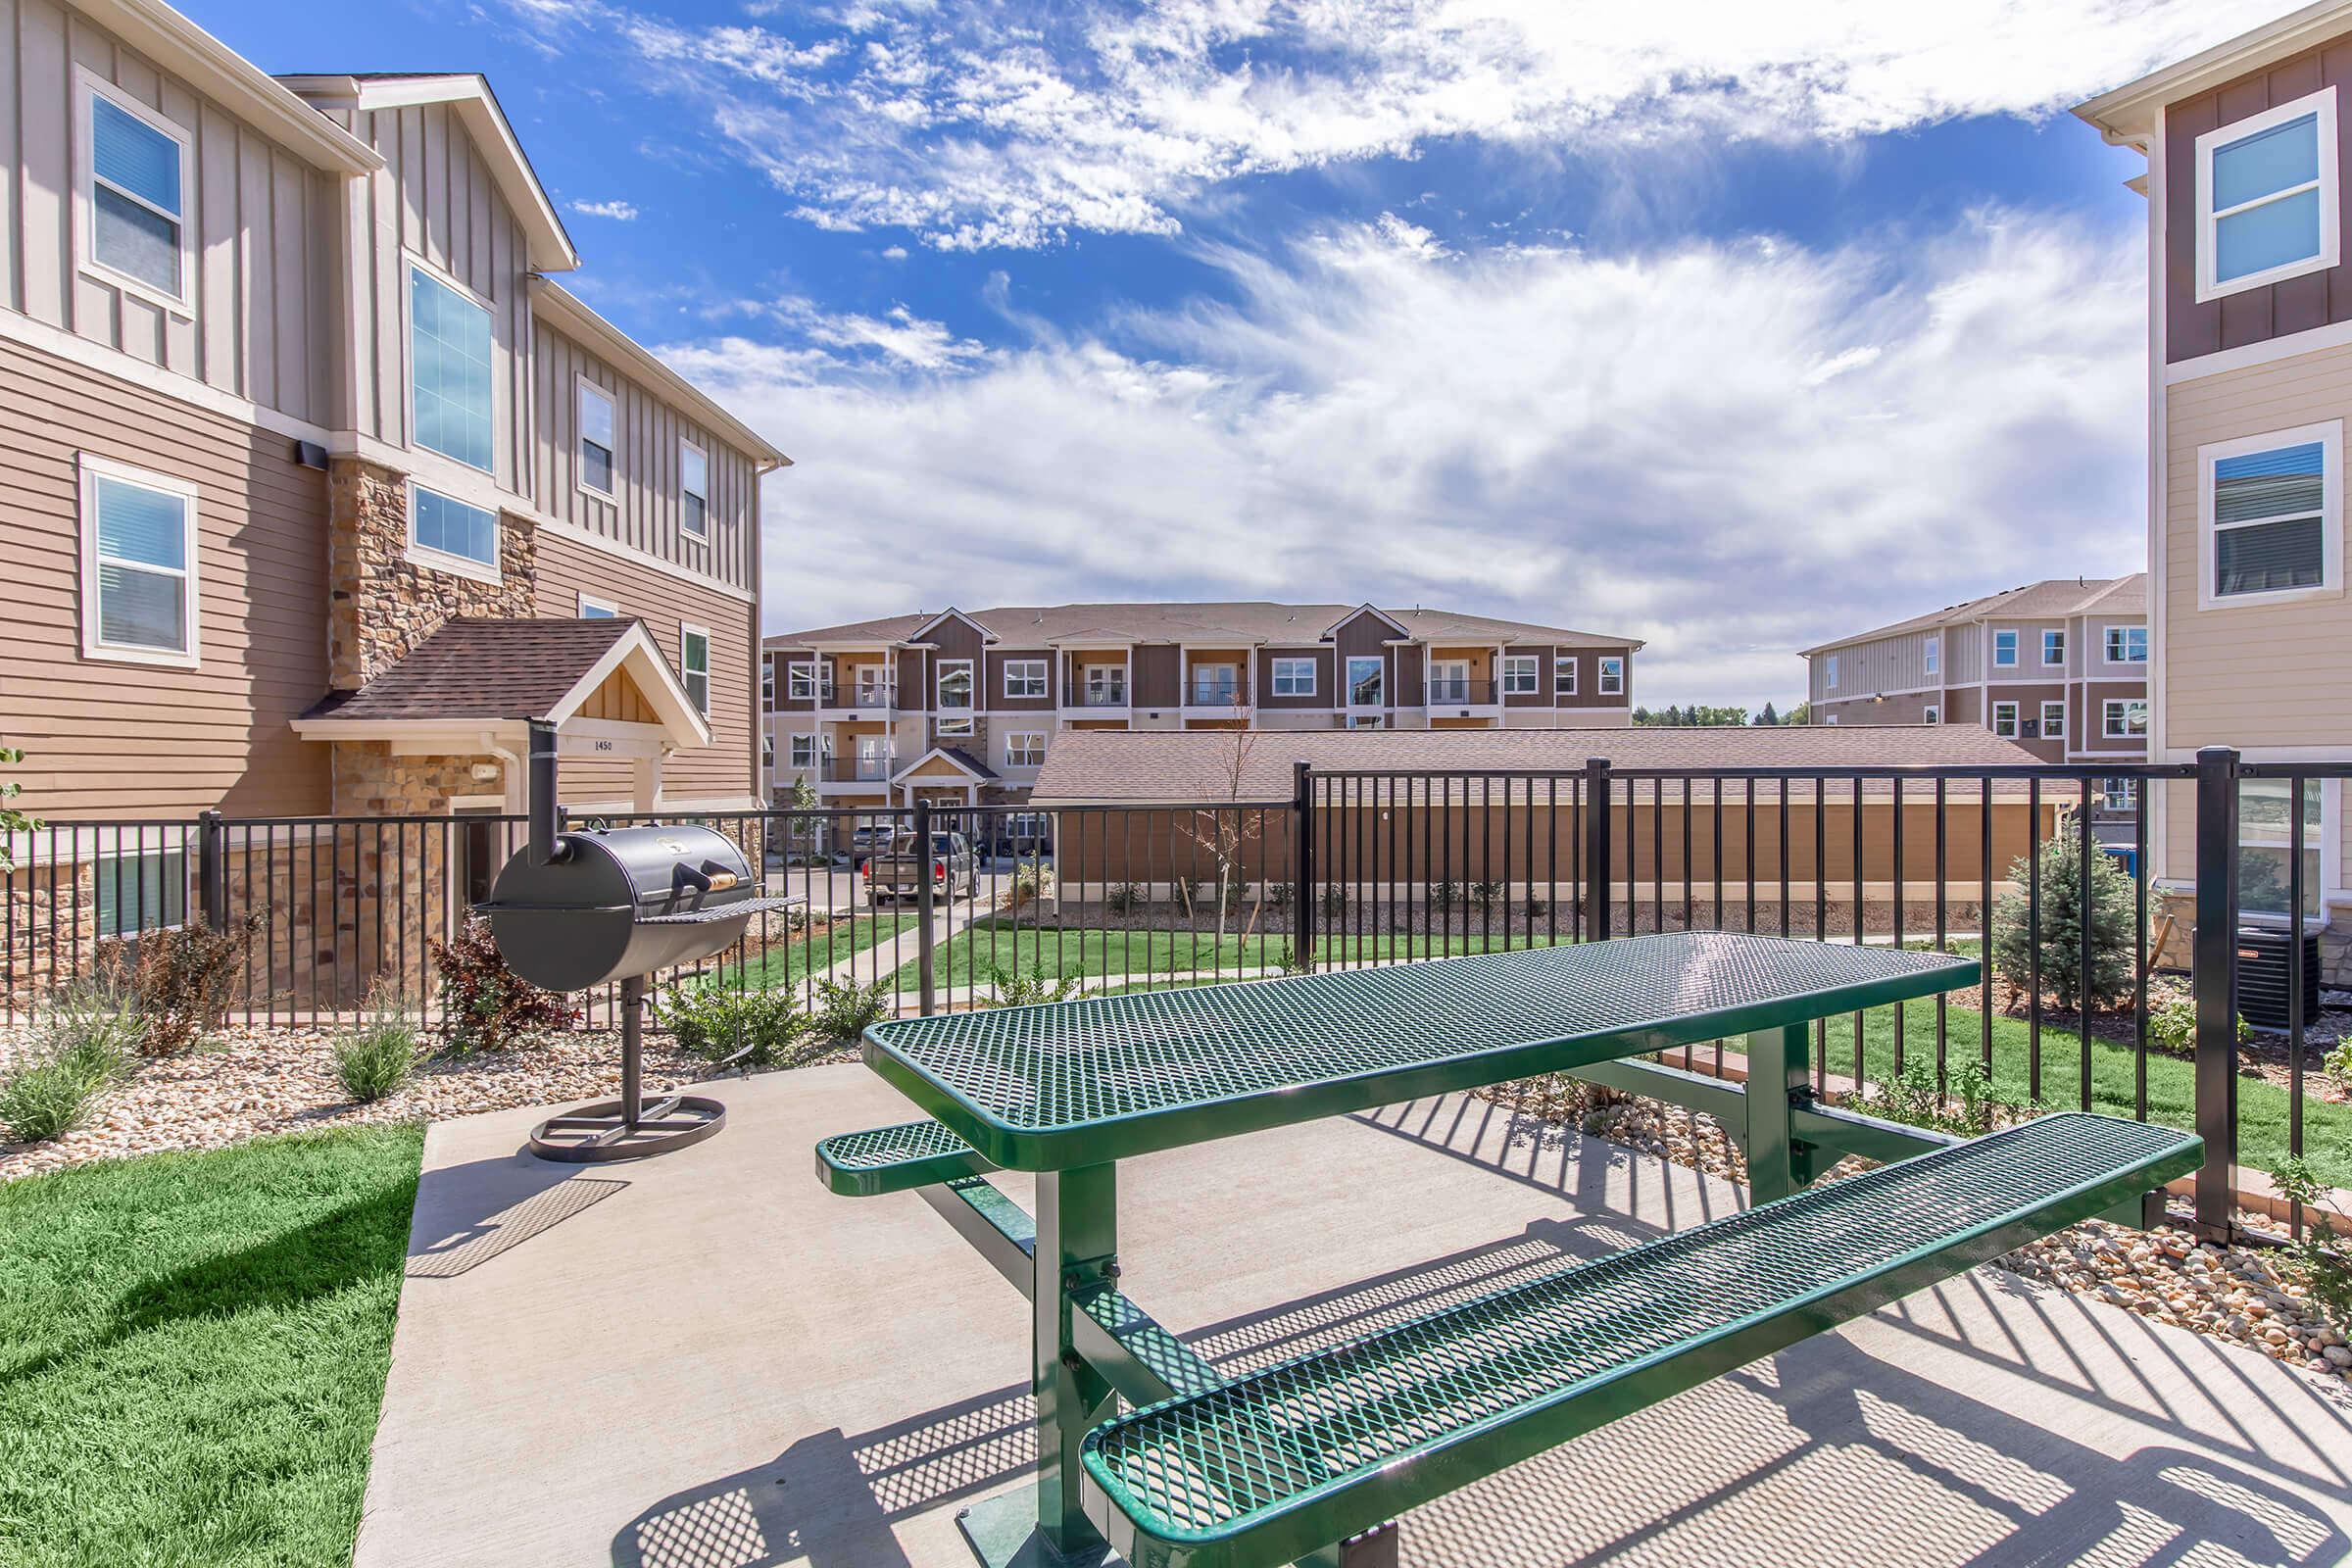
[528, 718, 568, 865]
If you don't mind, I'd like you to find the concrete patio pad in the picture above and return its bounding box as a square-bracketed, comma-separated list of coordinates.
[356, 1063, 2352, 1568]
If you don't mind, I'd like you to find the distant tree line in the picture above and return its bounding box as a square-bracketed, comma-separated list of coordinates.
[1633, 702, 1809, 727]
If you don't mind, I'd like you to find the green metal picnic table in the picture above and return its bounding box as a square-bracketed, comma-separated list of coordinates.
[813, 931, 2200, 1568]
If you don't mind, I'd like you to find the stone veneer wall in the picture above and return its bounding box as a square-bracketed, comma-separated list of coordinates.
[326, 455, 537, 691]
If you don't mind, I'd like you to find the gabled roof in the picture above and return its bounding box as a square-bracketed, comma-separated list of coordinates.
[529, 279, 788, 467]
[1324, 603, 1411, 639]
[1800, 575, 2146, 658]
[293, 617, 710, 749]
[907, 607, 997, 645]
[274, 73, 576, 270]
[767, 602, 1642, 652]
[891, 746, 997, 783]
[2074, 1, 2352, 144]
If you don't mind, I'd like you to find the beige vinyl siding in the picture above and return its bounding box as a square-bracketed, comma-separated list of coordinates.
[530, 322, 760, 591]
[332, 99, 534, 493]
[1809, 629, 1937, 702]
[0, 0, 335, 421]
[0, 332, 329, 817]
[532, 531, 757, 804]
[2164, 341, 2352, 750]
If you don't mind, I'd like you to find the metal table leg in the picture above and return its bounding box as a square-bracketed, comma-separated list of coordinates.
[1742, 1023, 1814, 1204]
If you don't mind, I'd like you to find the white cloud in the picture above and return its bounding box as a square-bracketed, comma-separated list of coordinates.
[666, 209, 2146, 710]
[570, 198, 640, 220]
[503, 0, 2282, 249]
[881, 244, 909, 260]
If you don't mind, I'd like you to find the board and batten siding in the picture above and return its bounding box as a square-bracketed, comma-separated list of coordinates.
[530, 322, 760, 593]
[2164, 343, 2352, 750]
[531, 532, 757, 806]
[0, 332, 330, 817]
[1810, 629, 1936, 703]
[0, 0, 336, 421]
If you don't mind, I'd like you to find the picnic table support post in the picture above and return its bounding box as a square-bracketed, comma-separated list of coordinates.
[1034, 1164, 1119, 1565]
[1742, 1023, 1812, 1204]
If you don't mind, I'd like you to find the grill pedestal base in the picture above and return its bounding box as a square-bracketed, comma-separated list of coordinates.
[526, 974, 727, 1163]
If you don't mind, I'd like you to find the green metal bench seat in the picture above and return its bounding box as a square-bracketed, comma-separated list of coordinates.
[1080, 1112, 2201, 1568]
[815, 1120, 989, 1197]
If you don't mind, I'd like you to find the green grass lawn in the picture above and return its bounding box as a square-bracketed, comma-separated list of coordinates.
[728, 909, 920, 991]
[0, 1125, 421, 1567]
[894, 920, 1575, 992]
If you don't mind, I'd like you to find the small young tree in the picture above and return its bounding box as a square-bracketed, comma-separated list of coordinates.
[1988, 810, 2136, 1012]
[1172, 699, 1263, 945]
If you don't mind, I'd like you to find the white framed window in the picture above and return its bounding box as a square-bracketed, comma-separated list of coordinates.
[1271, 657, 1316, 697]
[1346, 656, 1385, 708]
[2104, 625, 2148, 663]
[679, 625, 710, 714]
[1923, 704, 1940, 725]
[787, 661, 820, 701]
[680, 438, 709, 540]
[2101, 776, 2138, 813]
[789, 733, 820, 770]
[937, 658, 974, 715]
[2103, 698, 2149, 740]
[2039, 700, 2066, 739]
[1500, 654, 1540, 696]
[577, 376, 617, 498]
[1190, 662, 1241, 706]
[76, 73, 193, 310]
[407, 483, 500, 582]
[1005, 731, 1046, 768]
[1991, 701, 2019, 739]
[1597, 656, 1624, 696]
[2199, 422, 2341, 608]
[2195, 87, 2339, 303]
[77, 455, 198, 667]
[2240, 778, 2327, 921]
[1823, 654, 1838, 690]
[1923, 635, 1938, 676]
[94, 847, 188, 937]
[2041, 628, 2065, 666]
[578, 592, 618, 619]
[760, 660, 774, 709]
[1084, 664, 1126, 705]
[1823, 712, 1839, 725]
[936, 716, 976, 738]
[408, 260, 494, 472]
[1554, 656, 1577, 697]
[1992, 629, 2018, 667]
[1003, 659, 1048, 699]
[1426, 659, 1470, 704]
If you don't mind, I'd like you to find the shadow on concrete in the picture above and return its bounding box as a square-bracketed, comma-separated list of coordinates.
[403, 1152, 627, 1280]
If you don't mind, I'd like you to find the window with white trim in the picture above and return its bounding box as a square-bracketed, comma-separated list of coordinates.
[1191, 662, 1241, 706]
[937, 659, 974, 717]
[2039, 700, 2066, 739]
[680, 438, 709, 539]
[1270, 657, 1315, 697]
[680, 625, 710, 714]
[1500, 655, 1539, 696]
[410, 484, 499, 574]
[578, 593, 618, 619]
[81, 76, 191, 304]
[760, 659, 774, 708]
[578, 378, 616, 497]
[1823, 654, 1838, 690]
[1597, 657, 1624, 696]
[2240, 778, 2325, 920]
[1923, 635, 1938, 676]
[2101, 776, 2137, 813]
[787, 661, 819, 701]
[2041, 628, 2065, 666]
[2195, 88, 2338, 302]
[1992, 629, 2018, 667]
[790, 733, 820, 770]
[1005, 731, 1046, 768]
[2203, 425, 2338, 603]
[1003, 659, 1048, 699]
[2103, 698, 2148, 740]
[760, 735, 774, 773]
[1426, 660, 1469, 704]
[2104, 625, 2148, 662]
[1923, 704, 1940, 725]
[94, 847, 187, 937]
[78, 457, 197, 663]
[1554, 657, 1577, 696]
[1085, 664, 1126, 705]
[409, 264, 494, 471]
[1991, 701, 2019, 739]
[1346, 656, 1385, 708]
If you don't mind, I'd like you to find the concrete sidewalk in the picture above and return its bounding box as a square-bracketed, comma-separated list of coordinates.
[357, 1066, 2352, 1568]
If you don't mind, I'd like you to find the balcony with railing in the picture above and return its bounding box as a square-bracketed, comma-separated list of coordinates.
[818, 678, 900, 716]
[1067, 678, 1130, 710]
[1422, 676, 1499, 708]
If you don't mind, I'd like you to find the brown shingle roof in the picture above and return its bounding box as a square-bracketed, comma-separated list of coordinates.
[1030, 724, 2044, 804]
[1799, 574, 2146, 657]
[302, 617, 637, 722]
[766, 601, 1641, 652]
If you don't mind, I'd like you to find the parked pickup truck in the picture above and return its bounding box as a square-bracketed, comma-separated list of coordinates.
[860, 831, 977, 905]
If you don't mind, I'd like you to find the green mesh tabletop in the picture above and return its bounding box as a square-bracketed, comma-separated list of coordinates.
[863, 932, 1976, 1169]
[1079, 1113, 2200, 1568]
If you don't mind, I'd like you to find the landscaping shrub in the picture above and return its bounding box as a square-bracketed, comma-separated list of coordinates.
[1428, 880, 1457, 908]
[38, 971, 147, 1064]
[1262, 880, 1292, 909]
[1874, 1055, 2018, 1137]
[2328, 1038, 2352, 1093]
[811, 977, 892, 1044]
[108, 911, 262, 1054]
[428, 915, 579, 1054]
[1104, 882, 1145, 915]
[2147, 994, 2250, 1058]
[2275, 1157, 2352, 1322]
[0, 982, 136, 1142]
[1318, 885, 1348, 919]
[1988, 816, 2135, 1012]
[1470, 879, 1503, 909]
[1522, 893, 1549, 921]
[984, 962, 1089, 1007]
[332, 990, 422, 1103]
[652, 980, 815, 1068]
[1002, 861, 1054, 913]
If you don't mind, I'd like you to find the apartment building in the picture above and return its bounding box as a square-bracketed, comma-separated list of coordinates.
[761, 602, 1640, 821]
[1800, 577, 2150, 780]
[2078, 3, 2352, 941]
[0, 0, 785, 833]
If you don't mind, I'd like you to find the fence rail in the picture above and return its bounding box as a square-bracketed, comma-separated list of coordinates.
[5, 747, 2342, 1246]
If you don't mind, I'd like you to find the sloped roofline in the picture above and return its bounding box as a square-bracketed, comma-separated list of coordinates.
[2074, 0, 2352, 143]
[908, 607, 997, 644]
[529, 279, 788, 467]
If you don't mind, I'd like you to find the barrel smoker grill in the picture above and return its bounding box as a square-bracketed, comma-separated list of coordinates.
[481, 727, 797, 1161]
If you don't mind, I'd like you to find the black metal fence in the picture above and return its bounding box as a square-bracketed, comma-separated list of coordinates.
[5, 746, 2343, 1244]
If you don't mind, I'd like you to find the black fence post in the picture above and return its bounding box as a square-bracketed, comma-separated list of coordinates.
[1583, 759, 1612, 943]
[914, 796, 937, 1016]
[1293, 760, 1314, 971]
[197, 808, 227, 933]
[2191, 745, 2241, 1242]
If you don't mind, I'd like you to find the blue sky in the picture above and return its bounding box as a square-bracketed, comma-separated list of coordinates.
[202, 0, 2294, 710]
